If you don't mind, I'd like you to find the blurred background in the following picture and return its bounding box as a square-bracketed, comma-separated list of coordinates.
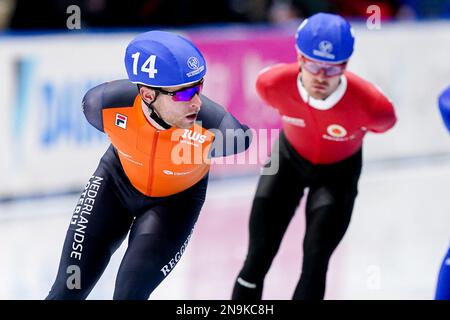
[0, 0, 449, 300]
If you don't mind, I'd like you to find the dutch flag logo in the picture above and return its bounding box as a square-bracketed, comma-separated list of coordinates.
[115, 113, 127, 129]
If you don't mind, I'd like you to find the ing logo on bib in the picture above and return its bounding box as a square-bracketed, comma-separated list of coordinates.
[327, 124, 347, 138]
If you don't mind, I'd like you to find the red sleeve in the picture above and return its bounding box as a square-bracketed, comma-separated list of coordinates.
[366, 86, 397, 133]
[255, 67, 274, 107]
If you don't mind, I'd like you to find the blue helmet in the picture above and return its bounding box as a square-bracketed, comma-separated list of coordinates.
[438, 85, 450, 133]
[124, 30, 206, 87]
[295, 13, 355, 64]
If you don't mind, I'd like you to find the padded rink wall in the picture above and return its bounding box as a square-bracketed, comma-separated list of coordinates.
[0, 22, 450, 300]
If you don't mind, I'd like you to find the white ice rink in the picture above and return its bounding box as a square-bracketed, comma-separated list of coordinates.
[0, 156, 449, 300]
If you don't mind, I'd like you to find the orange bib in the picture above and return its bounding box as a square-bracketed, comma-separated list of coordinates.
[103, 96, 214, 197]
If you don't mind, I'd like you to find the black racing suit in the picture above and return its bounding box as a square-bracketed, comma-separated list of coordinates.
[46, 80, 251, 300]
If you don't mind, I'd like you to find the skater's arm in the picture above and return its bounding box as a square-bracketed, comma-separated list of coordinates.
[366, 87, 397, 133]
[82, 80, 138, 132]
[198, 95, 252, 157]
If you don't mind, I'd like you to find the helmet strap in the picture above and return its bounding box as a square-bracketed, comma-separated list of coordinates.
[139, 87, 172, 130]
